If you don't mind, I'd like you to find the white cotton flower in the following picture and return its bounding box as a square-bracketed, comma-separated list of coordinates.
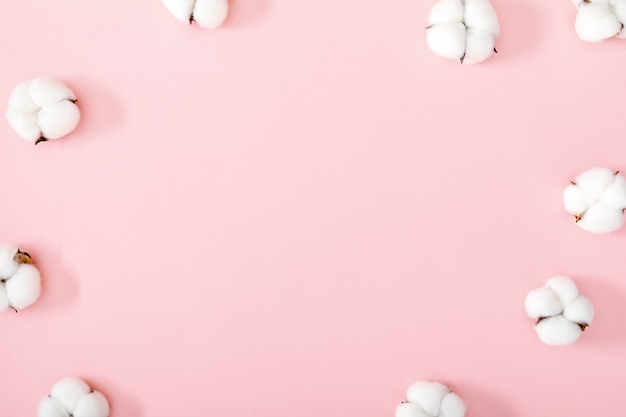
[0, 243, 41, 312]
[39, 378, 110, 417]
[396, 381, 466, 417]
[162, 0, 229, 29]
[525, 276, 594, 346]
[6, 77, 80, 144]
[573, 0, 626, 42]
[426, 0, 500, 64]
[563, 168, 626, 234]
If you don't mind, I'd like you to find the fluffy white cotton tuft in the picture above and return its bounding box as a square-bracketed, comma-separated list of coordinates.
[574, 0, 626, 42]
[6, 77, 80, 143]
[40, 378, 110, 417]
[426, 0, 499, 64]
[0, 243, 19, 279]
[399, 381, 466, 417]
[162, 0, 229, 29]
[564, 168, 626, 233]
[526, 276, 594, 346]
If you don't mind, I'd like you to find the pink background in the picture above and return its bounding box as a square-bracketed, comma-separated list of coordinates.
[1, 0, 626, 416]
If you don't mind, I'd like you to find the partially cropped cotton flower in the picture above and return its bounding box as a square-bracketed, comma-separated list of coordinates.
[0, 244, 41, 312]
[5, 77, 80, 145]
[525, 276, 594, 346]
[426, 0, 500, 64]
[563, 167, 626, 234]
[396, 381, 466, 417]
[573, 0, 626, 42]
[39, 377, 110, 417]
[162, 0, 228, 28]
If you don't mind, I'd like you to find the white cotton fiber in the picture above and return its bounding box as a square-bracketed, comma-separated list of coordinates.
[0, 244, 19, 279]
[4, 264, 41, 310]
[573, 0, 626, 41]
[73, 391, 111, 417]
[0, 285, 9, 312]
[50, 378, 91, 412]
[535, 315, 583, 345]
[396, 402, 430, 417]
[526, 276, 594, 346]
[162, 0, 229, 29]
[400, 381, 466, 417]
[426, 0, 499, 64]
[41, 378, 110, 417]
[525, 287, 563, 319]
[439, 391, 466, 417]
[6, 77, 80, 144]
[38, 396, 70, 417]
[563, 168, 626, 234]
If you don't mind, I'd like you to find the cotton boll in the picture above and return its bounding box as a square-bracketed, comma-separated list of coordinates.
[427, 23, 466, 60]
[525, 287, 563, 319]
[428, 0, 465, 25]
[0, 244, 19, 279]
[162, 0, 228, 28]
[545, 276, 579, 307]
[563, 295, 595, 326]
[37, 100, 81, 140]
[575, 3, 623, 41]
[575, 167, 615, 199]
[464, 0, 500, 36]
[439, 392, 466, 417]
[406, 381, 449, 417]
[73, 391, 110, 417]
[462, 29, 496, 64]
[426, 0, 499, 64]
[50, 378, 91, 413]
[535, 315, 582, 345]
[4, 264, 41, 310]
[600, 175, 626, 210]
[396, 402, 430, 417]
[38, 396, 70, 417]
[6, 77, 80, 144]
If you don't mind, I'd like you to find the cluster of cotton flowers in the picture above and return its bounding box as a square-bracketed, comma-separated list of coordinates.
[563, 167, 626, 234]
[525, 276, 594, 346]
[396, 381, 466, 417]
[573, 0, 626, 42]
[162, 0, 228, 28]
[426, 0, 500, 64]
[0, 244, 41, 312]
[5, 77, 80, 145]
[39, 378, 110, 417]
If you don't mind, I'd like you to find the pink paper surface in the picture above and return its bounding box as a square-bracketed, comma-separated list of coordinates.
[1, 1, 626, 416]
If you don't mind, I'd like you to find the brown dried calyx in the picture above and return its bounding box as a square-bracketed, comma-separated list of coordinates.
[535, 316, 589, 331]
[13, 249, 34, 265]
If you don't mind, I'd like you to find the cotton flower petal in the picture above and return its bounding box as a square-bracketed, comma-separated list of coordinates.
[574, 167, 615, 199]
[427, 23, 466, 60]
[439, 391, 466, 417]
[38, 396, 70, 417]
[578, 203, 624, 234]
[5, 108, 41, 141]
[406, 381, 449, 417]
[29, 77, 76, 108]
[563, 295, 595, 325]
[50, 378, 91, 413]
[396, 402, 430, 417]
[563, 184, 594, 215]
[535, 315, 582, 345]
[525, 287, 563, 319]
[545, 276, 579, 307]
[4, 264, 41, 310]
[73, 391, 111, 417]
[600, 174, 626, 210]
